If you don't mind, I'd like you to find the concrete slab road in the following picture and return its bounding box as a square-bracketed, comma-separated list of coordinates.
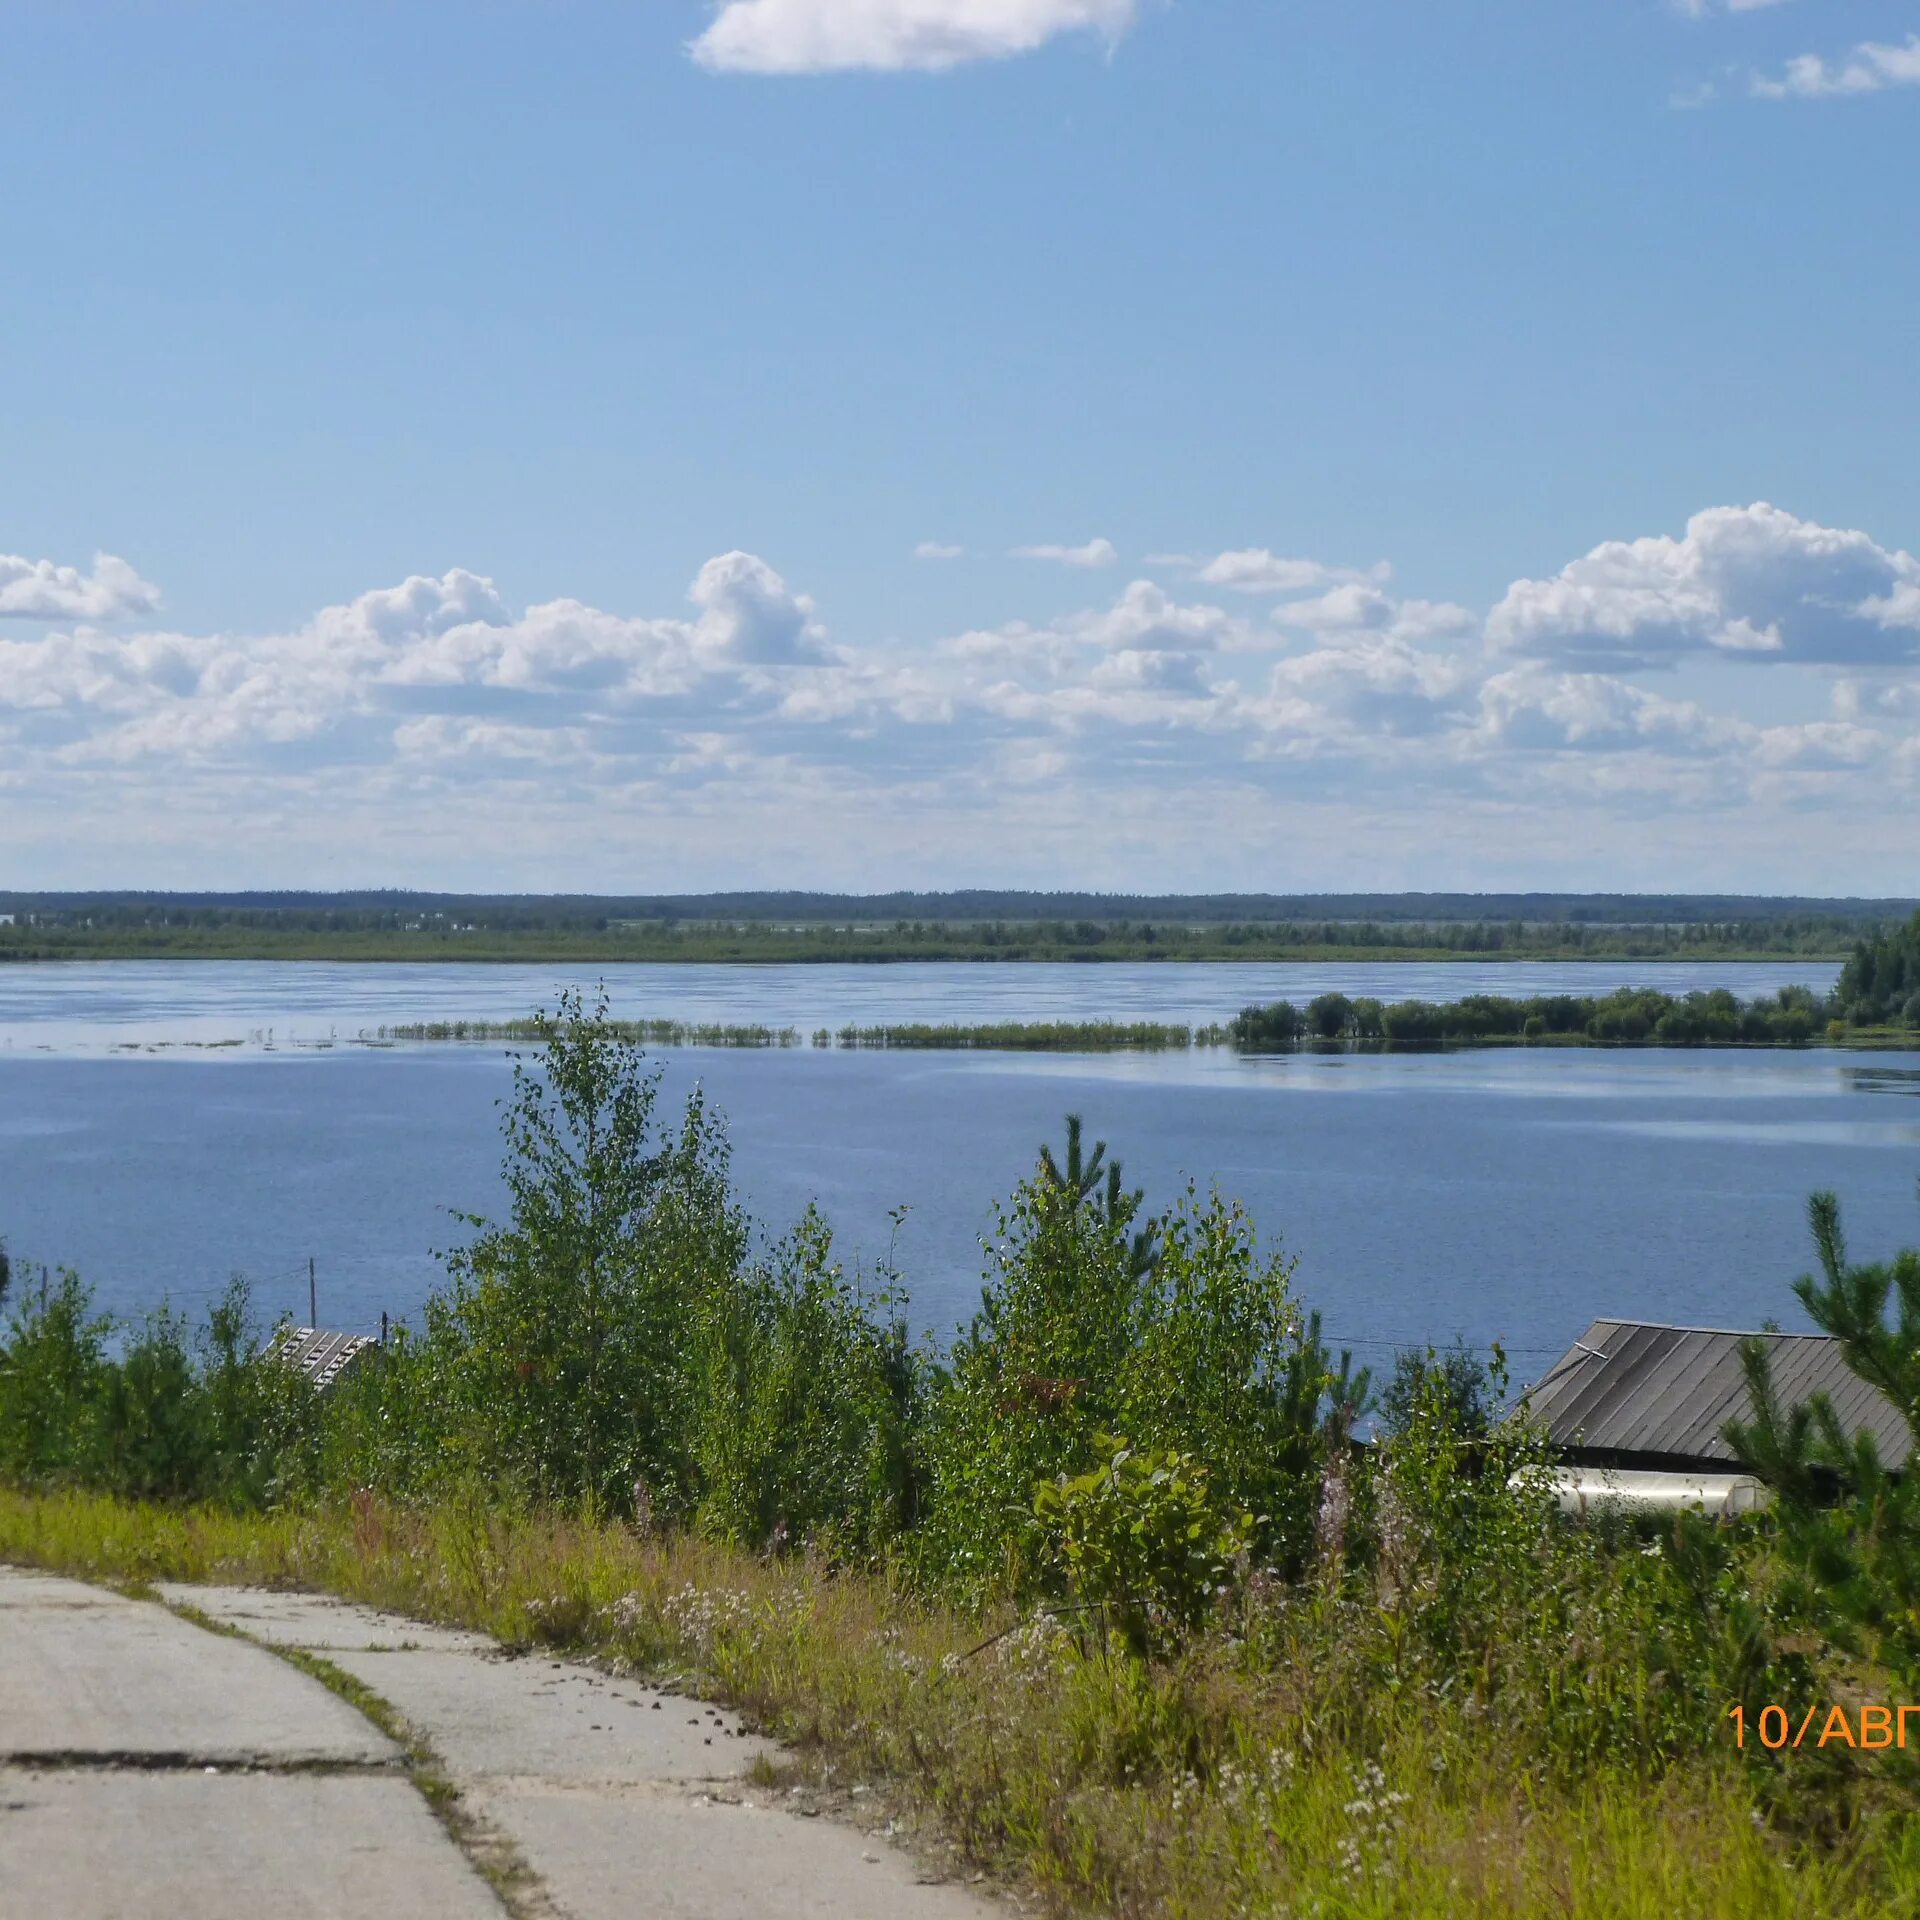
[0, 1567, 498, 1920]
[165, 1583, 1000, 1920]
[2, 1569, 1001, 1919]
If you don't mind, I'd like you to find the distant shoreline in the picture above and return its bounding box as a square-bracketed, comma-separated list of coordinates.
[3, 891, 1896, 968]
[0, 935, 1863, 966]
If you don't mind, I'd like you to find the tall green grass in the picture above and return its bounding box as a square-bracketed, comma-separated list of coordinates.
[372, 1016, 1213, 1051]
[3, 1486, 1913, 1920]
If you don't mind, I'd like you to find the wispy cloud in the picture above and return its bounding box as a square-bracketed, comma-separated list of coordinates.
[914, 541, 966, 560]
[1674, 0, 1795, 17]
[1185, 549, 1385, 595]
[1011, 537, 1118, 568]
[1752, 33, 1920, 99]
[690, 0, 1136, 75]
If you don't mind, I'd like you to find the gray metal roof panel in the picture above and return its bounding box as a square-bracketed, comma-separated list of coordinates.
[1522, 1319, 1911, 1466]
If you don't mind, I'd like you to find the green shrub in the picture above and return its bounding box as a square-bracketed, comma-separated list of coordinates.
[0, 1272, 111, 1487]
[916, 1140, 1353, 1595]
[915, 1129, 1147, 1591]
[1308, 992, 1353, 1040]
[692, 1206, 918, 1555]
[0, 1273, 318, 1506]
[1033, 1433, 1252, 1658]
[1229, 999, 1305, 1048]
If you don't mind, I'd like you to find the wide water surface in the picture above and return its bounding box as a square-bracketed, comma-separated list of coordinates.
[1, 959, 1913, 1392]
[0, 957, 1843, 1053]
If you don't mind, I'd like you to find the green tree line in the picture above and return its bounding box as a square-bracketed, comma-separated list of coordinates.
[1833, 908, 1920, 1028]
[1231, 983, 1837, 1048]
[1, 894, 1902, 964]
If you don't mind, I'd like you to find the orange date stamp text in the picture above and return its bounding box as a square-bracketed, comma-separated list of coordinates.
[1727, 1704, 1920, 1751]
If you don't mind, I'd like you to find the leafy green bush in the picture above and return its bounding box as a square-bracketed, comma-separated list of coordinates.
[1117, 1190, 1355, 1572]
[692, 1206, 918, 1555]
[1376, 1339, 1492, 1440]
[0, 1273, 318, 1505]
[0, 1272, 111, 1487]
[1229, 999, 1305, 1048]
[426, 986, 749, 1515]
[915, 1125, 1356, 1594]
[915, 1125, 1149, 1590]
[1033, 1434, 1252, 1658]
[1308, 992, 1353, 1039]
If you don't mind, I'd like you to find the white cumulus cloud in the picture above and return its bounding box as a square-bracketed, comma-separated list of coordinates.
[1270, 582, 1476, 645]
[1485, 503, 1920, 670]
[11, 516, 1920, 883]
[1062, 579, 1239, 652]
[1254, 637, 1476, 741]
[1475, 670, 1732, 756]
[688, 550, 826, 664]
[0, 550, 161, 622]
[690, 0, 1134, 75]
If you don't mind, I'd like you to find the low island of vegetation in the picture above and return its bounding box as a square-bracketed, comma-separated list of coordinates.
[1233, 912, 1920, 1051]
[372, 1015, 1220, 1052]
[5, 993, 1920, 1916]
[1233, 982, 1836, 1047]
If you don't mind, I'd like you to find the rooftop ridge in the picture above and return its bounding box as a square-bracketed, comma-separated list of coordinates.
[1583, 1318, 1836, 1341]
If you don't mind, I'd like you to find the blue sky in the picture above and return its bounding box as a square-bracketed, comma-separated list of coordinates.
[2, 1, 1917, 892]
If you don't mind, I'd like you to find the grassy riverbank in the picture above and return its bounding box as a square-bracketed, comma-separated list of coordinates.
[3, 1486, 1912, 1920]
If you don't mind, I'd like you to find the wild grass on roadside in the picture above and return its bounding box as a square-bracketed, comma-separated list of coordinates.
[4, 1484, 1915, 1920]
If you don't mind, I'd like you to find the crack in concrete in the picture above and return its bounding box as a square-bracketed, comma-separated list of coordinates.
[1, 1751, 404, 1775]
[157, 1602, 555, 1920]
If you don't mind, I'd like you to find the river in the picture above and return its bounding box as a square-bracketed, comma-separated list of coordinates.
[3, 958, 1915, 1391]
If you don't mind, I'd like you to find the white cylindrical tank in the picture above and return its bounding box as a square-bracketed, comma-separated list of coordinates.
[1514, 1466, 1772, 1519]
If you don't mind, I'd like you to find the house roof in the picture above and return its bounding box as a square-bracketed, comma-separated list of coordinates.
[274, 1326, 377, 1393]
[1522, 1318, 1912, 1467]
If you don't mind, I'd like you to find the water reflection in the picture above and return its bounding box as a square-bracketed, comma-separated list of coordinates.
[1843, 1066, 1920, 1099]
[1602, 1119, 1920, 1150]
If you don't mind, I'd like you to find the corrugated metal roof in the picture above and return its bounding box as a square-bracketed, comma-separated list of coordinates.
[274, 1326, 378, 1394]
[1523, 1319, 1912, 1467]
